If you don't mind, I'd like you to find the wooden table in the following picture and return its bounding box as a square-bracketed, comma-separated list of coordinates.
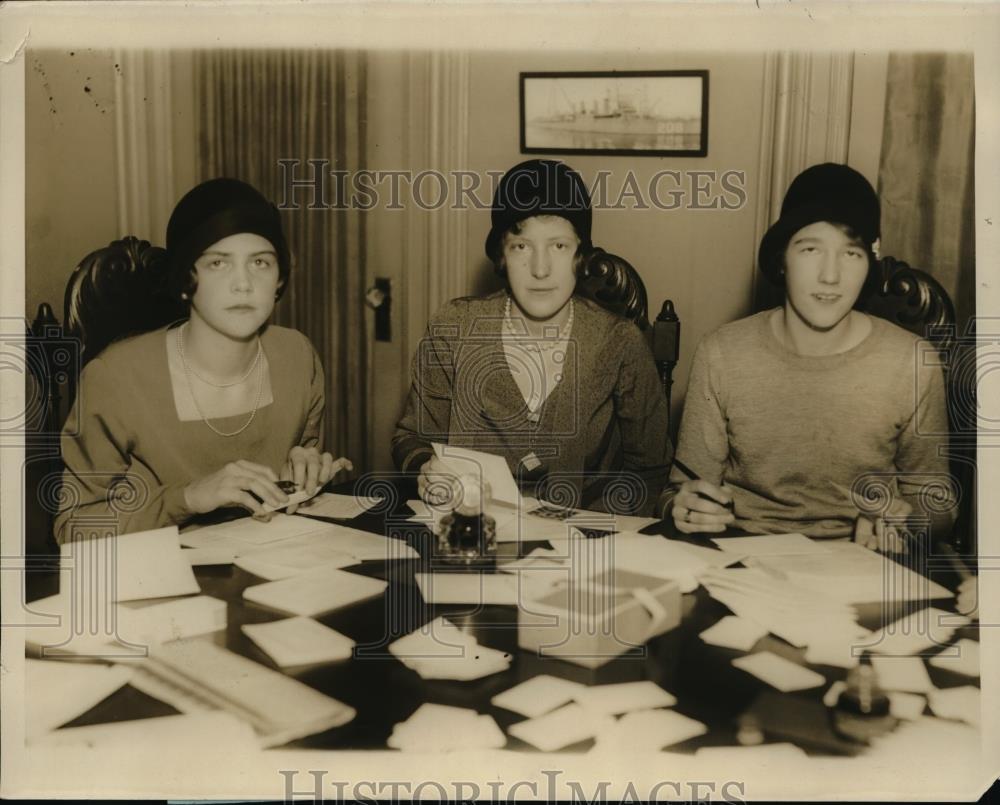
[26, 479, 979, 755]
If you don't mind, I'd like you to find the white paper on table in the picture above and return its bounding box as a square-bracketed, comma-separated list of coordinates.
[927, 639, 980, 678]
[182, 546, 238, 566]
[407, 499, 432, 519]
[179, 514, 339, 549]
[694, 742, 807, 762]
[865, 608, 970, 656]
[750, 541, 954, 605]
[731, 651, 826, 692]
[293, 492, 385, 519]
[403, 645, 512, 681]
[491, 674, 587, 718]
[507, 702, 615, 752]
[497, 548, 569, 573]
[388, 704, 506, 752]
[889, 691, 927, 720]
[871, 655, 936, 693]
[235, 536, 359, 581]
[492, 508, 588, 544]
[927, 685, 980, 725]
[414, 572, 520, 605]
[242, 617, 355, 667]
[433, 442, 521, 507]
[116, 595, 227, 646]
[320, 524, 419, 561]
[388, 617, 477, 660]
[699, 616, 769, 652]
[712, 533, 830, 556]
[260, 485, 321, 514]
[592, 708, 707, 752]
[243, 567, 387, 617]
[60, 526, 200, 602]
[25, 659, 134, 742]
[804, 639, 861, 669]
[572, 680, 677, 715]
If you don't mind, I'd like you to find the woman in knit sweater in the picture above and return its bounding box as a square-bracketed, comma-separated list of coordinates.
[661, 163, 954, 549]
[392, 160, 672, 516]
[55, 179, 350, 542]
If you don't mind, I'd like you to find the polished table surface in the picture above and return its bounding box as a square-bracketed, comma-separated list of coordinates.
[27, 478, 979, 755]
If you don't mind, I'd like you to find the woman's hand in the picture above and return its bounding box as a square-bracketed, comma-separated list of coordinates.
[854, 497, 913, 554]
[184, 460, 288, 519]
[956, 576, 979, 620]
[417, 455, 459, 508]
[671, 479, 735, 534]
[282, 447, 353, 514]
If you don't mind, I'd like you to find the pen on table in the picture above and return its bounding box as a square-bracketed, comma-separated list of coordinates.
[671, 458, 734, 510]
[939, 543, 973, 581]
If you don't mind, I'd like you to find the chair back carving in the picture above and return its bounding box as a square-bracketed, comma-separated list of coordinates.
[576, 247, 680, 430]
[64, 236, 185, 376]
[577, 247, 651, 330]
[864, 256, 957, 354]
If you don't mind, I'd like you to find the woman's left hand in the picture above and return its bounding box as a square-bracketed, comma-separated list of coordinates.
[854, 496, 914, 554]
[282, 447, 353, 513]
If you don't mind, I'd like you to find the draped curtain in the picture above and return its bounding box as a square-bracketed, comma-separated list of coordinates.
[194, 49, 369, 469]
[877, 53, 976, 333]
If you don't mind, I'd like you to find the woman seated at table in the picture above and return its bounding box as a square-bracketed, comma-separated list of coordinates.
[662, 163, 954, 549]
[55, 178, 351, 543]
[392, 159, 672, 516]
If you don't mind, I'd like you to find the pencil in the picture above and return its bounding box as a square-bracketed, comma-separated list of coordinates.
[671, 458, 734, 510]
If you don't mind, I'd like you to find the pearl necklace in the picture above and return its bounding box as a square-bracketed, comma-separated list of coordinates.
[503, 295, 574, 352]
[176, 326, 265, 437]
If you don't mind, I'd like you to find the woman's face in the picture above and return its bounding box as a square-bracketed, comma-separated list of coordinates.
[503, 215, 579, 322]
[189, 232, 281, 340]
[783, 221, 869, 333]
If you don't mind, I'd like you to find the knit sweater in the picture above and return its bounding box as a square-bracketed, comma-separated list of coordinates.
[55, 324, 324, 542]
[392, 292, 673, 515]
[661, 309, 954, 537]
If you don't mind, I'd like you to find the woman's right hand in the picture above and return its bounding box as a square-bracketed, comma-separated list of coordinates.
[671, 479, 735, 534]
[417, 455, 459, 508]
[184, 460, 289, 518]
[956, 576, 979, 621]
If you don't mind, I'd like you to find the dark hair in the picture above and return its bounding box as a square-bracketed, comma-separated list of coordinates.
[165, 178, 291, 305]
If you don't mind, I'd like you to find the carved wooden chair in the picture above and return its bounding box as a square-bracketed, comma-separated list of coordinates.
[862, 256, 974, 555]
[25, 237, 185, 555]
[576, 247, 681, 430]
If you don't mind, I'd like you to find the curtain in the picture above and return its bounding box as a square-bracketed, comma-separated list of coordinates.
[195, 49, 369, 469]
[878, 53, 975, 333]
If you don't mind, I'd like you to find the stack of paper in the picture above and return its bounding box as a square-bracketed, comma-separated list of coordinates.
[25, 659, 134, 742]
[698, 566, 860, 649]
[414, 571, 558, 605]
[732, 651, 826, 692]
[507, 702, 615, 751]
[116, 595, 227, 646]
[148, 637, 356, 746]
[182, 546, 238, 566]
[242, 617, 355, 667]
[712, 532, 830, 556]
[491, 675, 586, 718]
[591, 709, 708, 752]
[750, 540, 954, 605]
[295, 492, 385, 519]
[180, 513, 340, 551]
[388, 616, 511, 680]
[243, 567, 388, 617]
[388, 704, 506, 751]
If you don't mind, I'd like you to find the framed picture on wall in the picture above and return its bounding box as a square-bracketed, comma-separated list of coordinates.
[520, 70, 709, 157]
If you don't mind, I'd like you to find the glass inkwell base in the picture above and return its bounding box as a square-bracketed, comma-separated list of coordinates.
[435, 512, 497, 566]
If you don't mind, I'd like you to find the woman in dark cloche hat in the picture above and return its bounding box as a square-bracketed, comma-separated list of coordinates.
[393, 159, 672, 516]
[56, 178, 351, 541]
[660, 163, 955, 551]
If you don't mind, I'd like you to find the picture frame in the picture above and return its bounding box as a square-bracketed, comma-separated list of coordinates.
[520, 70, 709, 157]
